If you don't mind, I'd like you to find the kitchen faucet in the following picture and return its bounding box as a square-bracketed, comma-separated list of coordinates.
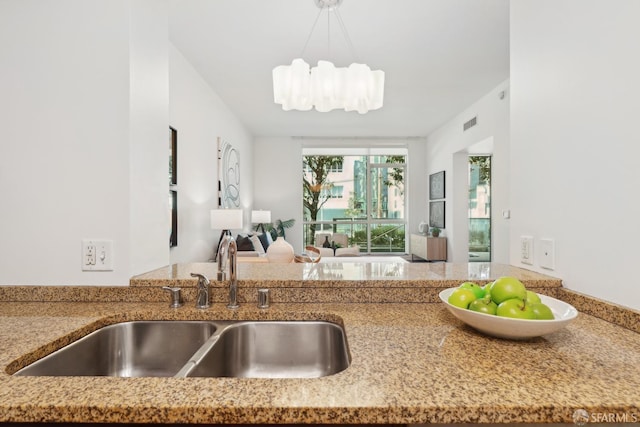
[217, 234, 239, 309]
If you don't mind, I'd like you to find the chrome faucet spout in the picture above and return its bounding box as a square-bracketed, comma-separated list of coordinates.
[217, 234, 232, 281]
[217, 234, 239, 309]
[227, 239, 239, 309]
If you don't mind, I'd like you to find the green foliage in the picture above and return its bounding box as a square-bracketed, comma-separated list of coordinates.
[382, 155, 406, 193]
[265, 218, 295, 240]
[344, 192, 365, 218]
[302, 155, 343, 242]
[351, 224, 405, 252]
[469, 156, 491, 184]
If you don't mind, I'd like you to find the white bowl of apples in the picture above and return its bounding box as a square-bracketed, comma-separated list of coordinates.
[439, 277, 578, 340]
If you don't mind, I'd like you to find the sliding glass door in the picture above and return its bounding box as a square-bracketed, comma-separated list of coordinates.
[303, 148, 406, 253]
[468, 156, 491, 262]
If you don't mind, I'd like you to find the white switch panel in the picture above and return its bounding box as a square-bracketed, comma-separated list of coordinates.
[82, 240, 113, 271]
[520, 236, 533, 265]
[539, 238, 555, 270]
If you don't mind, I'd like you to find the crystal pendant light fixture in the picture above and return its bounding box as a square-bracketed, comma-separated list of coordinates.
[272, 0, 384, 114]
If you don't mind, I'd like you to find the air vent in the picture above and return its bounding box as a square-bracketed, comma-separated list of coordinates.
[463, 116, 477, 131]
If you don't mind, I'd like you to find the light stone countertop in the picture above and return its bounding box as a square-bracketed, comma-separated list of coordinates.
[0, 262, 638, 425]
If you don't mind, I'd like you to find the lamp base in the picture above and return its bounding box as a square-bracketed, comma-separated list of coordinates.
[215, 229, 232, 261]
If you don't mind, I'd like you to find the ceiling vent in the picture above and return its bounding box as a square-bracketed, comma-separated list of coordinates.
[463, 116, 477, 131]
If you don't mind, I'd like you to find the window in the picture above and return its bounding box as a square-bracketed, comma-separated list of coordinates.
[329, 161, 343, 173]
[468, 155, 491, 262]
[321, 185, 344, 199]
[302, 148, 407, 253]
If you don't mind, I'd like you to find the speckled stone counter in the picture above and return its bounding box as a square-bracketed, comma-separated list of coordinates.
[0, 262, 639, 425]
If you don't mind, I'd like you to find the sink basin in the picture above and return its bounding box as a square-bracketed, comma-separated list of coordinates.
[183, 321, 350, 378]
[13, 320, 350, 378]
[14, 321, 218, 377]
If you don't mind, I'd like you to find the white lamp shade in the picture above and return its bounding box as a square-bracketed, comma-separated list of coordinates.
[210, 209, 243, 230]
[343, 63, 385, 114]
[273, 58, 312, 111]
[310, 60, 344, 113]
[251, 210, 271, 224]
[273, 58, 384, 114]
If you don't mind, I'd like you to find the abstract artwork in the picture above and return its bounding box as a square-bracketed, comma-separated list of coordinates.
[217, 137, 240, 208]
[429, 201, 445, 229]
[429, 170, 445, 200]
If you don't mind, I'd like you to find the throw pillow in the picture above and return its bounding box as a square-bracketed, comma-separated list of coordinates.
[335, 246, 360, 257]
[235, 234, 255, 251]
[258, 232, 272, 252]
[249, 234, 265, 255]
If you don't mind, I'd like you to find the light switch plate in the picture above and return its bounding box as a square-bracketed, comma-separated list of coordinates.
[82, 239, 113, 271]
[539, 238, 555, 270]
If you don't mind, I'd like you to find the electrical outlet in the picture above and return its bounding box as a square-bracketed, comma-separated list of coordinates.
[82, 240, 113, 271]
[520, 236, 533, 265]
[539, 238, 555, 270]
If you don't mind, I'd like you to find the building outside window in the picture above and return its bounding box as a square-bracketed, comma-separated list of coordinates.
[302, 148, 407, 253]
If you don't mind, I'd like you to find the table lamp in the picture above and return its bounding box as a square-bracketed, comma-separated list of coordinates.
[211, 209, 243, 257]
[251, 210, 271, 234]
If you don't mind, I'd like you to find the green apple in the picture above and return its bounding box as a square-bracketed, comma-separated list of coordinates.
[490, 276, 527, 304]
[526, 290, 542, 304]
[531, 302, 555, 320]
[496, 298, 536, 319]
[482, 282, 493, 297]
[458, 282, 485, 299]
[447, 288, 477, 309]
[468, 296, 498, 315]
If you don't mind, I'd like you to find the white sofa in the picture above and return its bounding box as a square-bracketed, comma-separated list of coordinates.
[314, 233, 360, 257]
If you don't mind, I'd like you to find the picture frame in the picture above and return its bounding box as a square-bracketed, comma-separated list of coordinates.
[218, 137, 241, 208]
[429, 170, 445, 200]
[429, 201, 445, 229]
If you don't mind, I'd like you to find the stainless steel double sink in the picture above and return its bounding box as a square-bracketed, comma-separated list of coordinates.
[13, 320, 350, 378]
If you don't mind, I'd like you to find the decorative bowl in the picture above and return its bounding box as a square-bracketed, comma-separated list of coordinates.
[439, 288, 578, 339]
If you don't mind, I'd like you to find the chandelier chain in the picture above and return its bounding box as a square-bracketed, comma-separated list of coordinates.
[300, 8, 324, 59]
[300, 3, 358, 64]
[327, 5, 331, 59]
[272, 0, 384, 114]
[334, 8, 358, 63]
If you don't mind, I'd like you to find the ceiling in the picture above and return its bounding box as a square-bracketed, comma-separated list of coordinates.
[168, 0, 509, 138]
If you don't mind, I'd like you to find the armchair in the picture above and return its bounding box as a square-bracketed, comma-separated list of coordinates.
[313, 232, 360, 257]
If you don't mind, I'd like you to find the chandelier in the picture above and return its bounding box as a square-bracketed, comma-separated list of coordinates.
[272, 0, 384, 114]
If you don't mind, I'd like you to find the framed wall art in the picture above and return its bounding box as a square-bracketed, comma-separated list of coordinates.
[217, 137, 240, 208]
[429, 201, 445, 229]
[429, 170, 445, 200]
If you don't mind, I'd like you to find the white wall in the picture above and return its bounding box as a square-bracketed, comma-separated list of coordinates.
[425, 81, 510, 263]
[0, 0, 132, 285]
[169, 44, 254, 264]
[510, 0, 640, 309]
[0, 0, 175, 285]
[129, 0, 171, 276]
[253, 137, 427, 254]
[252, 137, 304, 252]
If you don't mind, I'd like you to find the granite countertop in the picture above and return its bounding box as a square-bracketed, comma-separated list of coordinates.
[0, 262, 639, 424]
